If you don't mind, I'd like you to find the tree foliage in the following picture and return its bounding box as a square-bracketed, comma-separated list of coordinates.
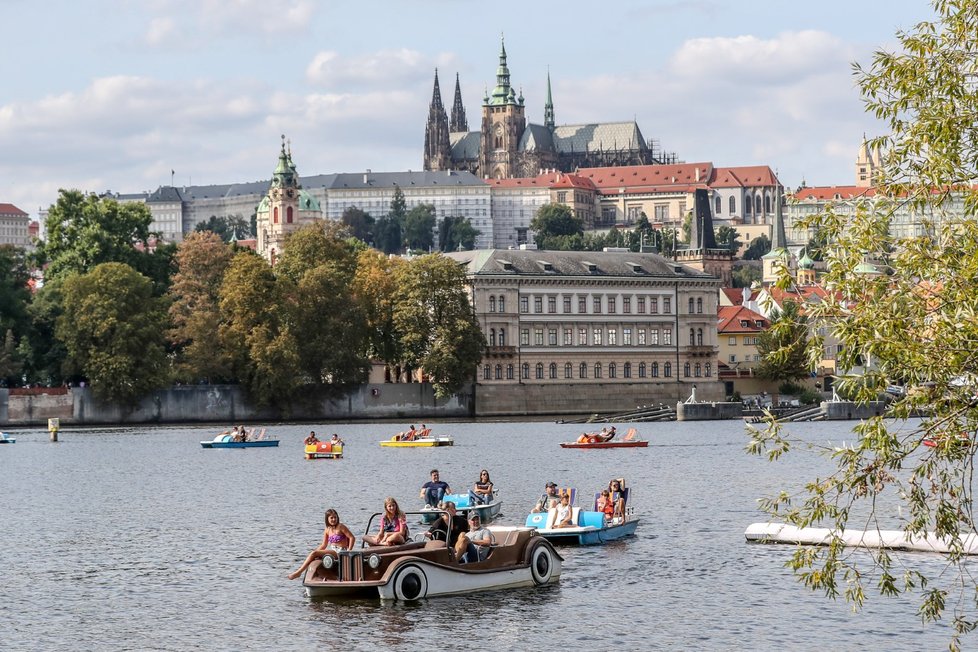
[715, 225, 743, 252]
[403, 204, 436, 252]
[353, 249, 407, 371]
[57, 263, 169, 404]
[754, 299, 812, 392]
[748, 3, 978, 642]
[530, 203, 583, 248]
[394, 254, 483, 397]
[742, 234, 771, 260]
[167, 231, 235, 383]
[438, 216, 479, 251]
[341, 206, 374, 243]
[195, 214, 252, 242]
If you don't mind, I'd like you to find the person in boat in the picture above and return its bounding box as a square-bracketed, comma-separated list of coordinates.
[609, 479, 627, 520]
[363, 497, 408, 547]
[467, 469, 494, 506]
[459, 512, 495, 563]
[598, 426, 617, 442]
[424, 501, 468, 551]
[596, 489, 615, 519]
[532, 482, 559, 513]
[304, 431, 320, 446]
[287, 508, 356, 580]
[420, 469, 450, 508]
[553, 493, 574, 528]
[329, 433, 344, 446]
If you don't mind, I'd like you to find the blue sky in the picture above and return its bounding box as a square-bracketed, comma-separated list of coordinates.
[0, 0, 933, 220]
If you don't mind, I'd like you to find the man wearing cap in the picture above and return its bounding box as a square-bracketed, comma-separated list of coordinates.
[460, 512, 495, 563]
[424, 501, 468, 549]
[531, 482, 560, 513]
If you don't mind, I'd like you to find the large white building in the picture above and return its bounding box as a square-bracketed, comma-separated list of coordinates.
[0, 203, 30, 249]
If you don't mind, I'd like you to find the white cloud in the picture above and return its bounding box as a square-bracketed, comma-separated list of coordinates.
[144, 17, 176, 46]
[306, 49, 451, 89]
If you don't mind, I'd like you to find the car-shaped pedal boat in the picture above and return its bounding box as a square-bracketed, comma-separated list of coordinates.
[305, 442, 343, 459]
[301, 511, 561, 600]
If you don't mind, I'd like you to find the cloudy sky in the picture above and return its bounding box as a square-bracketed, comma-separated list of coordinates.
[1, 0, 932, 220]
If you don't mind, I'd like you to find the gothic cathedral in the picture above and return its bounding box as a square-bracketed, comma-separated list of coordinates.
[423, 38, 675, 179]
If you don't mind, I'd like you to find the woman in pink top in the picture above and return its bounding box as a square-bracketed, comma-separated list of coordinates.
[288, 508, 356, 580]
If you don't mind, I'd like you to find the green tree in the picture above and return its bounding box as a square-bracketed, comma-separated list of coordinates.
[389, 186, 407, 224]
[353, 250, 407, 376]
[0, 329, 23, 385]
[403, 204, 436, 252]
[530, 203, 583, 249]
[341, 206, 374, 243]
[275, 224, 371, 393]
[219, 252, 299, 410]
[438, 216, 479, 251]
[36, 190, 155, 284]
[754, 300, 811, 402]
[731, 263, 762, 288]
[373, 215, 403, 254]
[195, 215, 251, 242]
[394, 254, 484, 397]
[167, 231, 235, 383]
[57, 263, 169, 404]
[742, 234, 771, 260]
[0, 245, 32, 344]
[749, 3, 978, 641]
[23, 282, 66, 386]
[715, 225, 743, 252]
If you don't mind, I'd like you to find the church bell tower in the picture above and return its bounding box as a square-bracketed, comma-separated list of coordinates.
[479, 37, 526, 179]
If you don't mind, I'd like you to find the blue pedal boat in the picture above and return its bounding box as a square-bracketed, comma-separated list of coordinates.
[200, 434, 279, 449]
[0, 432, 15, 444]
[525, 509, 639, 545]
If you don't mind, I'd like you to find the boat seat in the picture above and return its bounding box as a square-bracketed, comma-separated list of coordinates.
[424, 539, 447, 550]
[366, 540, 426, 553]
[545, 508, 558, 529]
[571, 506, 581, 526]
[558, 487, 576, 505]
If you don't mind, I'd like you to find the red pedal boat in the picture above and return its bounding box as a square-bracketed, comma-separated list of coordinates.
[559, 427, 648, 449]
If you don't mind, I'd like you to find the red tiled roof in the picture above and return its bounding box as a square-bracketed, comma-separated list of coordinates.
[721, 287, 760, 305]
[488, 172, 597, 191]
[717, 305, 768, 333]
[577, 162, 714, 190]
[790, 186, 877, 200]
[710, 166, 780, 188]
[0, 203, 28, 216]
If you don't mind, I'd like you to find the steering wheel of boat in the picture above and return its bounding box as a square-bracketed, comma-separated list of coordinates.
[412, 532, 428, 543]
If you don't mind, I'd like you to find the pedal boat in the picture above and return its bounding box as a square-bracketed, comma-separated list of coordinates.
[301, 511, 561, 600]
[440, 492, 503, 523]
[560, 427, 647, 449]
[0, 433, 15, 444]
[200, 434, 279, 448]
[379, 436, 453, 448]
[305, 441, 343, 459]
[525, 508, 639, 545]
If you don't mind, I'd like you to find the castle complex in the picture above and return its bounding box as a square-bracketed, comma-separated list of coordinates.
[423, 39, 676, 179]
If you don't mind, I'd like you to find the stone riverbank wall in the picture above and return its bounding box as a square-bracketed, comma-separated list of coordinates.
[676, 401, 743, 421]
[0, 384, 474, 426]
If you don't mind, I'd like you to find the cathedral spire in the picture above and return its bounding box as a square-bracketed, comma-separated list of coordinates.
[423, 69, 451, 171]
[771, 184, 787, 250]
[450, 72, 467, 132]
[489, 35, 514, 105]
[544, 68, 555, 130]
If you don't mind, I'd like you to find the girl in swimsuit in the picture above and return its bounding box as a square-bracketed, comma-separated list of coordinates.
[363, 497, 408, 546]
[288, 508, 356, 580]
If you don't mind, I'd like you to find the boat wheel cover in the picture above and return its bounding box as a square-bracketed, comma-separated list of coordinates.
[393, 564, 428, 600]
[530, 543, 554, 585]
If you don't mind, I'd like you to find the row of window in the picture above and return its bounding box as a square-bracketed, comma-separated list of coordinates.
[500, 326, 679, 347]
[482, 361, 713, 380]
[728, 336, 760, 345]
[714, 194, 774, 216]
[487, 295, 696, 315]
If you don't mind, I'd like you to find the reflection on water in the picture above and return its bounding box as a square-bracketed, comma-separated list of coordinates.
[0, 419, 957, 650]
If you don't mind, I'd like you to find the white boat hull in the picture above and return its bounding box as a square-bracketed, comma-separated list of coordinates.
[745, 522, 978, 554]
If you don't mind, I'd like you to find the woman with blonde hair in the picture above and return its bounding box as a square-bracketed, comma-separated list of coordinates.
[363, 497, 409, 546]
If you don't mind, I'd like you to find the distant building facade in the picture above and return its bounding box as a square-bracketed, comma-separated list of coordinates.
[446, 249, 724, 412]
[423, 39, 677, 180]
[0, 203, 31, 248]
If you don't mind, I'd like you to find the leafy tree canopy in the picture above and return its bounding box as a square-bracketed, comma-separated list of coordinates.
[57, 263, 169, 405]
[749, 2, 978, 642]
[403, 204, 436, 252]
[194, 214, 252, 242]
[341, 206, 374, 243]
[742, 234, 771, 260]
[530, 204, 583, 246]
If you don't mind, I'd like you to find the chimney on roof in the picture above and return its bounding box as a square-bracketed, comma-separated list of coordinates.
[695, 168, 700, 182]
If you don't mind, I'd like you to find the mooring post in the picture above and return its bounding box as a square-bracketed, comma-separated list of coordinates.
[48, 417, 59, 442]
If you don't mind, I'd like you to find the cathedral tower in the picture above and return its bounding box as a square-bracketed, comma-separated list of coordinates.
[479, 37, 526, 179]
[544, 70, 555, 131]
[450, 73, 468, 132]
[856, 134, 881, 187]
[423, 69, 452, 171]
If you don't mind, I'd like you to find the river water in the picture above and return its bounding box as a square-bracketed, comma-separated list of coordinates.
[0, 419, 963, 650]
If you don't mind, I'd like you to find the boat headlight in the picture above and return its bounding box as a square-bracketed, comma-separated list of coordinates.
[367, 554, 381, 569]
[321, 555, 334, 570]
